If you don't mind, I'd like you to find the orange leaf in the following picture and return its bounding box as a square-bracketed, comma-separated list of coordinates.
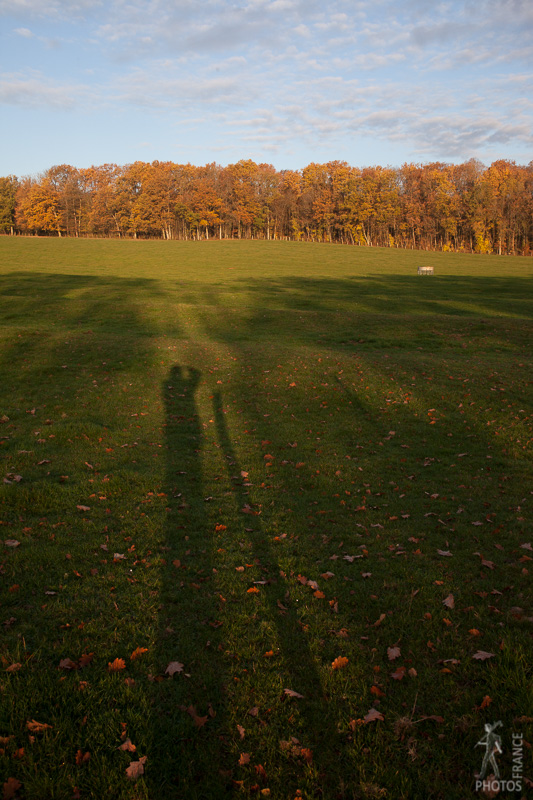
[118, 738, 137, 752]
[370, 685, 385, 697]
[331, 656, 349, 670]
[314, 590, 325, 599]
[107, 658, 126, 673]
[75, 750, 90, 766]
[238, 753, 250, 765]
[480, 695, 492, 709]
[391, 666, 406, 680]
[263, 650, 274, 658]
[78, 653, 94, 668]
[130, 647, 148, 660]
[247, 587, 260, 594]
[26, 720, 52, 734]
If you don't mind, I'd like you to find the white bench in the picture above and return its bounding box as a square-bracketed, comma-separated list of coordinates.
[417, 266, 434, 275]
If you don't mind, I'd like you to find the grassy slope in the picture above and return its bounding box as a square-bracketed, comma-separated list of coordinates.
[0, 239, 532, 799]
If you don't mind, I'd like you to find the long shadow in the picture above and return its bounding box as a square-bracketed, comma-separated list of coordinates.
[147, 366, 230, 798]
[211, 388, 349, 795]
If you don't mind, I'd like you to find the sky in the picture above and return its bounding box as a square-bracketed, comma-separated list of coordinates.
[1, 0, 532, 177]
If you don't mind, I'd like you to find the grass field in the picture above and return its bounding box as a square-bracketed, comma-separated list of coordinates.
[0, 238, 532, 800]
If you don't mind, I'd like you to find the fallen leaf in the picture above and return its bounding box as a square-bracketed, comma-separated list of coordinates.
[437, 550, 453, 557]
[107, 658, 126, 673]
[59, 658, 78, 670]
[247, 587, 260, 594]
[2, 777, 22, 800]
[331, 656, 349, 670]
[184, 705, 208, 728]
[125, 756, 147, 781]
[76, 506, 90, 512]
[443, 594, 455, 610]
[370, 685, 385, 697]
[284, 688, 305, 698]
[387, 646, 401, 661]
[26, 720, 52, 734]
[391, 666, 406, 680]
[75, 750, 90, 766]
[4, 540, 20, 548]
[118, 738, 137, 753]
[237, 724, 245, 739]
[364, 708, 384, 723]
[373, 613, 386, 627]
[238, 753, 250, 765]
[130, 647, 148, 660]
[6, 663, 22, 673]
[165, 661, 184, 676]
[479, 696, 492, 709]
[472, 650, 495, 661]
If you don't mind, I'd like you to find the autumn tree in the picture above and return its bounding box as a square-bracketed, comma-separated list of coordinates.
[0, 175, 18, 234]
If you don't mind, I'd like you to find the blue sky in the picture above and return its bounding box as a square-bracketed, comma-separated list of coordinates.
[1, 0, 532, 177]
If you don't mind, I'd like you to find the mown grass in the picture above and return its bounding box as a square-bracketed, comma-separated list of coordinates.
[0, 238, 532, 800]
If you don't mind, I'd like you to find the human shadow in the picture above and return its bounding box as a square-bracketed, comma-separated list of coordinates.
[147, 366, 231, 798]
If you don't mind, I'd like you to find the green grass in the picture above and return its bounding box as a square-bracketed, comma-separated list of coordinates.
[0, 238, 532, 800]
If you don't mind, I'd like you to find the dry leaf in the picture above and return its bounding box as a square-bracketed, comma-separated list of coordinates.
[387, 646, 401, 661]
[472, 651, 495, 661]
[238, 753, 250, 765]
[247, 587, 260, 594]
[107, 658, 126, 673]
[75, 750, 90, 766]
[184, 705, 208, 728]
[373, 613, 386, 627]
[443, 594, 455, 610]
[130, 647, 148, 660]
[76, 505, 90, 512]
[4, 540, 20, 548]
[364, 708, 384, 723]
[59, 658, 78, 670]
[331, 656, 349, 670]
[26, 720, 52, 734]
[3, 777, 22, 800]
[165, 661, 184, 676]
[125, 756, 147, 781]
[118, 738, 137, 752]
[6, 663, 22, 673]
[284, 688, 305, 698]
[391, 666, 406, 680]
[237, 724, 245, 739]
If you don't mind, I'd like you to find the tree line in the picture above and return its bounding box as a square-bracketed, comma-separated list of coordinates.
[0, 158, 532, 254]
